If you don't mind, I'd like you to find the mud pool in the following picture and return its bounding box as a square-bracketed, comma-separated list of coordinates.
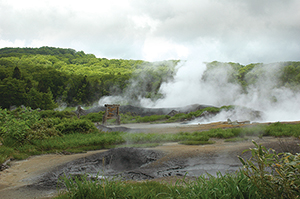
[30, 136, 300, 190]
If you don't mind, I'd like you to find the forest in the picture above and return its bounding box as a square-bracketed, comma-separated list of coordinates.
[0, 46, 300, 110]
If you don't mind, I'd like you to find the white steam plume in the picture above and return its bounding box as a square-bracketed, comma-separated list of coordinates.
[150, 61, 300, 122]
[99, 59, 300, 122]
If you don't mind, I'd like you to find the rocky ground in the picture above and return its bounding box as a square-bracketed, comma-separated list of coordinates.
[0, 122, 299, 199]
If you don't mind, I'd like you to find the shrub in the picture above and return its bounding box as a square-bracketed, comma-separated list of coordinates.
[40, 110, 76, 119]
[27, 118, 61, 140]
[80, 111, 104, 122]
[0, 108, 40, 145]
[55, 119, 97, 135]
[239, 141, 300, 199]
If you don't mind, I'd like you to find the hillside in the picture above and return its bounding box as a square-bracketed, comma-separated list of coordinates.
[0, 47, 179, 109]
[0, 46, 300, 110]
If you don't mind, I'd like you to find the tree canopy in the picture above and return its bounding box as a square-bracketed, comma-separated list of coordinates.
[0, 47, 179, 109]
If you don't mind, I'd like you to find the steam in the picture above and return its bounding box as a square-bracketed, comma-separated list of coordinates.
[149, 61, 242, 107]
[99, 60, 179, 106]
[99, 60, 300, 122]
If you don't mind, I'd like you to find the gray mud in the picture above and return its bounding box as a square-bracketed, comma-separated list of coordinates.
[29, 147, 245, 190]
[29, 148, 165, 190]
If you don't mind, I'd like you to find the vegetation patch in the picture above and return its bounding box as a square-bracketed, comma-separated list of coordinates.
[179, 140, 216, 145]
[224, 137, 249, 142]
[55, 170, 260, 199]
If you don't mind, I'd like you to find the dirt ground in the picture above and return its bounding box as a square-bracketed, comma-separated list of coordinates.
[0, 122, 300, 199]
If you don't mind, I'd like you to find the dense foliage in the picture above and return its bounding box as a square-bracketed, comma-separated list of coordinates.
[0, 47, 179, 109]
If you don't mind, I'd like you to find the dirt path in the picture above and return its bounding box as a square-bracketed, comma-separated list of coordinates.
[0, 122, 299, 199]
[0, 150, 107, 199]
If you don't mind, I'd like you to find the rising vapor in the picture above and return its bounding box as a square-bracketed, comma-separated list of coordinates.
[100, 59, 300, 123]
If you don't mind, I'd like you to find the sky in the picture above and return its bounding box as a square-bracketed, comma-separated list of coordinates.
[1, 0, 300, 64]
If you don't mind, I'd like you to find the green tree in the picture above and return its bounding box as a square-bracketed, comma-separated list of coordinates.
[0, 77, 27, 108]
[12, 66, 21, 79]
[27, 88, 57, 110]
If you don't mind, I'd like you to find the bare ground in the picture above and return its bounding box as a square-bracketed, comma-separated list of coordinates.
[0, 122, 299, 199]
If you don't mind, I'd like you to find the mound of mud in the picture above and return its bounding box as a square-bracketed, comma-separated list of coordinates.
[31, 148, 164, 189]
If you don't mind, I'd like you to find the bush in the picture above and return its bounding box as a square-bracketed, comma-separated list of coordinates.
[0, 108, 40, 145]
[55, 119, 97, 135]
[239, 141, 300, 199]
[80, 111, 104, 122]
[40, 110, 76, 119]
[27, 118, 61, 140]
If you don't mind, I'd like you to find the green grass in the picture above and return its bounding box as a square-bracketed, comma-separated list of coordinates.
[116, 143, 161, 148]
[118, 113, 170, 124]
[179, 140, 216, 145]
[55, 171, 261, 199]
[265, 122, 300, 137]
[224, 137, 249, 142]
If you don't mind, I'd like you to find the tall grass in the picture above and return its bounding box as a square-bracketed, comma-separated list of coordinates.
[56, 171, 261, 199]
[119, 113, 169, 124]
[265, 122, 300, 137]
[29, 132, 124, 152]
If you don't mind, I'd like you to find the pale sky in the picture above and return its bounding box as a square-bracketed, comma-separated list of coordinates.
[1, 0, 300, 64]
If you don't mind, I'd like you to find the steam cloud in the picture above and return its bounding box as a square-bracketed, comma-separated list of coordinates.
[99, 60, 300, 123]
